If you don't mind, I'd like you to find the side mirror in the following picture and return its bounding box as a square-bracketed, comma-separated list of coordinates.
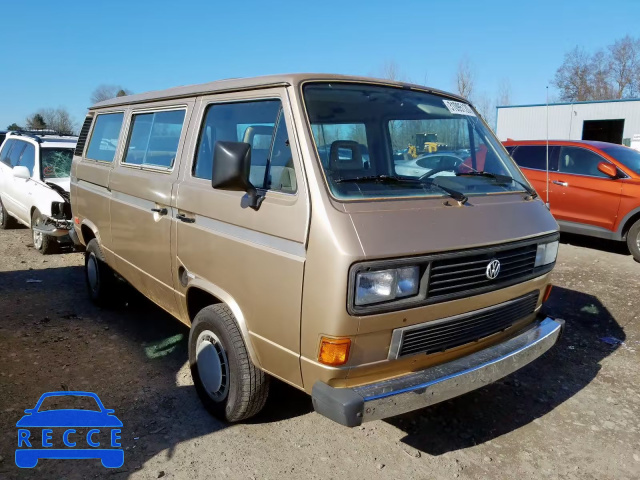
[23, 408, 35, 414]
[12, 166, 31, 180]
[211, 141, 263, 210]
[597, 161, 618, 178]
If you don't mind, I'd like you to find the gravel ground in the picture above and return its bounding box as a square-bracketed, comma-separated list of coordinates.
[0, 227, 638, 480]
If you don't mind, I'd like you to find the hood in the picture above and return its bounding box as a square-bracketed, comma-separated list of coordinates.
[344, 194, 559, 259]
[45, 177, 70, 193]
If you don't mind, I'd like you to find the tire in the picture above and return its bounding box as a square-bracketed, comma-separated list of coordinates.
[0, 198, 17, 229]
[31, 209, 58, 255]
[627, 219, 640, 263]
[189, 304, 270, 422]
[85, 238, 116, 306]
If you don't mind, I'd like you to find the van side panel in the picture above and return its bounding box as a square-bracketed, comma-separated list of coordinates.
[108, 102, 195, 319]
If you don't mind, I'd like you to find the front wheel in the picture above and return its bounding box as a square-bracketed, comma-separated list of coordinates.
[31, 209, 58, 255]
[0, 198, 18, 229]
[626, 219, 640, 263]
[189, 304, 270, 422]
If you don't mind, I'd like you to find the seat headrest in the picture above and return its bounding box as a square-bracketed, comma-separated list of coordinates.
[242, 125, 274, 145]
[329, 140, 363, 170]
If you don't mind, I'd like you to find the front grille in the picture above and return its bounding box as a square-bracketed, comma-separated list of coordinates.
[395, 291, 539, 358]
[428, 243, 538, 298]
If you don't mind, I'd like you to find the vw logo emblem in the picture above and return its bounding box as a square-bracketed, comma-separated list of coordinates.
[486, 259, 501, 280]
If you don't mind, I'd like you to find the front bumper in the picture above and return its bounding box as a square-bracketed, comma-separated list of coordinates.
[311, 316, 564, 427]
[32, 218, 73, 238]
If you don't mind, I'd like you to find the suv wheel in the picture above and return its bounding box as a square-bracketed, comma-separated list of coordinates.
[85, 239, 116, 305]
[627, 219, 640, 263]
[0, 199, 17, 229]
[189, 304, 270, 422]
[31, 210, 58, 254]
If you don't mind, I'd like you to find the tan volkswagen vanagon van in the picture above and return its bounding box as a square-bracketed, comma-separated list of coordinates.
[71, 74, 563, 427]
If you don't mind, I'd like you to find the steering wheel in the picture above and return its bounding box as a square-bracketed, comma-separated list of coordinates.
[418, 156, 464, 180]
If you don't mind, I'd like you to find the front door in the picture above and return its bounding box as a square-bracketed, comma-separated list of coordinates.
[549, 146, 622, 230]
[108, 102, 194, 318]
[174, 89, 309, 386]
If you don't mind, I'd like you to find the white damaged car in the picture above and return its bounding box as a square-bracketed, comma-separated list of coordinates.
[0, 132, 77, 254]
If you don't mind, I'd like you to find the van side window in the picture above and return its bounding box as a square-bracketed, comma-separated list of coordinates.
[511, 145, 559, 171]
[0, 139, 15, 165]
[123, 109, 186, 169]
[193, 100, 297, 193]
[19, 143, 36, 176]
[86, 113, 125, 162]
[558, 146, 609, 178]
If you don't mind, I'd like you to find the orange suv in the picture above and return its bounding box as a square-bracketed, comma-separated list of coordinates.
[504, 140, 640, 262]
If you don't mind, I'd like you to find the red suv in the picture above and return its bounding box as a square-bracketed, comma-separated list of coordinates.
[504, 140, 640, 262]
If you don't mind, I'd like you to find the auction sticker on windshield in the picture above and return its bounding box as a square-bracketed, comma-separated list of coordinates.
[15, 391, 124, 469]
[443, 100, 476, 116]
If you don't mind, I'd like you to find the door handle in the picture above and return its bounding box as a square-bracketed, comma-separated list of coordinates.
[151, 207, 168, 215]
[176, 213, 195, 223]
[552, 180, 568, 187]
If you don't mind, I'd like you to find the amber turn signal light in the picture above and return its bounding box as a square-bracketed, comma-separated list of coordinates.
[543, 284, 553, 303]
[318, 337, 351, 366]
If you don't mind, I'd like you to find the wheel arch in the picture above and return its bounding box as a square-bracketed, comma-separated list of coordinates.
[79, 219, 101, 246]
[185, 279, 262, 370]
[620, 208, 640, 240]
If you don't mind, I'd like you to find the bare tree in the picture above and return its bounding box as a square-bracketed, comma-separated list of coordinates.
[608, 36, 640, 98]
[474, 92, 495, 126]
[378, 60, 410, 82]
[455, 57, 475, 99]
[26, 108, 77, 134]
[496, 79, 512, 106]
[589, 50, 614, 100]
[552, 47, 593, 101]
[91, 84, 133, 104]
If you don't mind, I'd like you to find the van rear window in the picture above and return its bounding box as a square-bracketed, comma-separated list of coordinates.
[86, 113, 125, 162]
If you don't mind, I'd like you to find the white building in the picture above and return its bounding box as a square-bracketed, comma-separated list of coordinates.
[495, 98, 640, 147]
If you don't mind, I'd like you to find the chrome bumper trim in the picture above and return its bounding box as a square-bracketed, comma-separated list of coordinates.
[311, 316, 563, 427]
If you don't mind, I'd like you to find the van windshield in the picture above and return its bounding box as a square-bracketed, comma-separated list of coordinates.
[303, 83, 528, 200]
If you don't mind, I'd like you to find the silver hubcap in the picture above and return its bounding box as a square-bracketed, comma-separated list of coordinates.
[636, 231, 640, 250]
[0, 205, 4, 224]
[87, 255, 99, 293]
[33, 218, 43, 250]
[196, 330, 229, 401]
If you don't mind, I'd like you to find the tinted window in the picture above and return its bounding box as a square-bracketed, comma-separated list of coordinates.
[558, 146, 609, 177]
[42, 148, 74, 178]
[124, 110, 186, 168]
[194, 100, 294, 191]
[8, 141, 26, 168]
[510, 145, 559, 170]
[19, 143, 36, 176]
[601, 145, 640, 175]
[86, 113, 124, 162]
[0, 139, 15, 165]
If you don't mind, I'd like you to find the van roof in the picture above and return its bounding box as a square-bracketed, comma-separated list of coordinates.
[90, 73, 467, 110]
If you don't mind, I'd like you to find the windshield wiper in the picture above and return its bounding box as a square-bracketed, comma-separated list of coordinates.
[334, 175, 468, 204]
[455, 171, 538, 199]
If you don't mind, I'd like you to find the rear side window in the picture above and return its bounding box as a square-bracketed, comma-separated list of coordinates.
[19, 143, 36, 176]
[1, 139, 15, 165]
[123, 109, 186, 169]
[558, 146, 610, 178]
[8, 141, 26, 168]
[511, 145, 558, 171]
[193, 100, 297, 193]
[86, 113, 124, 162]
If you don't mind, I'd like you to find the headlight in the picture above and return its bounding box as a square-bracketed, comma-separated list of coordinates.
[355, 266, 420, 306]
[535, 240, 559, 267]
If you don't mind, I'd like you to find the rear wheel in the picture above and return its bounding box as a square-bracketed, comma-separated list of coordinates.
[0, 198, 17, 229]
[85, 239, 116, 306]
[627, 219, 640, 263]
[189, 304, 270, 422]
[31, 209, 58, 255]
